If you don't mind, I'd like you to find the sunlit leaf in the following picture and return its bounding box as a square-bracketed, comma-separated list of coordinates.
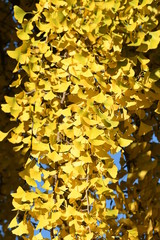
[0, 130, 10, 141]
[8, 215, 18, 229]
[14, 6, 27, 23]
[118, 138, 133, 147]
[12, 221, 29, 236]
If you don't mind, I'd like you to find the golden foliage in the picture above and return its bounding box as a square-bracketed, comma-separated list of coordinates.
[1, 0, 160, 239]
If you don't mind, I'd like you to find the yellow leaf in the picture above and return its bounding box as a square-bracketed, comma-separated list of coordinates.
[42, 180, 52, 191]
[126, 22, 136, 32]
[74, 165, 86, 176]
[129, 32, 145, 47]
[147, 31, 160, 50]
[147, 219, 153, 235]
[128, 227, 138, 238]
[14, 6, 26, 23]
[15, 144, 27, 153]
[138, 0, 153, 8]
[82, 117, 98, 125]
[50, 211, 62, 223]
[126, 101, 137, 108]
[56, 108, 71, 117]
[86, 126, 104, 140]
[63, 129, 74, 139]
[10, 74, 22, 88]
[107, 165, 118, 178]
[137, 31, 160, 52]
[11, 186, 25, 198]
[0, 130, 10, 141]
[36, 217, 49, 230]
[118, 138, 133, 147]
[70, 146, 80, 158]
[32, 232, 43, 240]
[12, 199, 30, 211]
[96, 185, 111, 195]
[8, 133, 22, 144]
[7, 47, 21, 61]
[2, 96, 22, 119]
[138, 122, 152, 136]
[66, 0, 77, 6]
[93, 92, 106, 103]
[129, 0, 138, 7]
[78, 182, 89, 192]
[32, 139, 50, 152]
[74, 53, 87, 65]
[137, 53, 150, 65]
[65, 205, 76, 216]
[128, 201, 138, 212]
[19, 111, 30, 121]
[17, 29, 30, 40]
[21, 191, 37, 202]
[53, 82, 70, 92]
[47, 151, 62, 162]
[79, 153, 92, 163]
[105, 209, 118, 217]
[62, 162, 74, 174]
[106, 119, 119, 129]
[80, 69, 93, 77]
[12, 221, 28, 236]
[25, 176, 37, 187]
[42, 169, 57, 179]
[138, 170, 147, 180]
[64, 234, 74, 240]
[68, 189, 82, 202]
[8, 215, 18, 229]
[44, 91, 56, 100]
[90, 139, 105, 146]
[30, 167, 42, 182]
[59, 144, 71, 153]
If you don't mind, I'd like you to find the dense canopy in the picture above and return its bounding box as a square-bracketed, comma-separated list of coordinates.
[0, 0, 160, 239]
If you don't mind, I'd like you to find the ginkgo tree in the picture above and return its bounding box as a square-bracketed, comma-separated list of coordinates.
[0, 1, 39, 239]
[1, 0, 160, 239]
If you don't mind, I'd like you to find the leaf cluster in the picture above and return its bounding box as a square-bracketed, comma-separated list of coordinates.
[1, 0, 160, 239]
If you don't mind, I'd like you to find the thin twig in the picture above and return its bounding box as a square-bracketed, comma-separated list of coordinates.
[86, 164, 91, 232]
[86, 169, 90, 213]
[25, 89, 36, 95]
[60, 91, 66, 104]
[51, 172, 58, 239]
[57, 132, 61, 143]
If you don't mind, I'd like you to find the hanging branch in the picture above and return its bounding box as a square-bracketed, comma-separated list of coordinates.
[86, 163, 91, 233]
[51, 88, 68, 239]
[28, 102, 35, 157]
